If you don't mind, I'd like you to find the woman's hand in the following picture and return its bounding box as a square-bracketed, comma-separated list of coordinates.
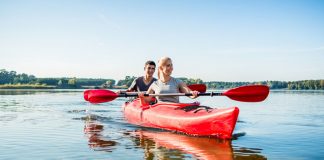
[138, 92, 150, 105]
[116, 90, 123, 94]
[138, 92, 145, 98]
[190, 90, 199, 99]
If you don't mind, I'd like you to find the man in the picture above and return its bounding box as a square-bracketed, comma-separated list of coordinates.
[125, 60, 157, 92]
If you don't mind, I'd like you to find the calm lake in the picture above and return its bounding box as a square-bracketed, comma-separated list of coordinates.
[0, 89, 323, 159]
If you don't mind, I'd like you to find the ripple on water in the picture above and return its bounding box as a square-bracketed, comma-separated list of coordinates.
[232, 145, 267, 159]
[279, 122, 323, 128]
[0, 114, 18, 122]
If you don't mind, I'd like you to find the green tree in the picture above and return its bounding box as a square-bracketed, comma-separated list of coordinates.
[57, 79, 68, 88]
[117, 76, 136, 87]
[320, 80, 324, 89]
[0, 69, 16, 84]
[68, 78, 77, 88]
[58, 80, 63, 86]
[105, 79, 115, 88]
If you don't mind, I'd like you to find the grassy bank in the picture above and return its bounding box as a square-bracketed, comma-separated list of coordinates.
[0, 84, 56, 89]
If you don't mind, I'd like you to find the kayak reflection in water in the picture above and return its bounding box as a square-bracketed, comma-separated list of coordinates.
[139, 57, 199, 104]
[84, 116, 117, 152]
[129, 130, 233, 160]
[128, 130, 267, 160]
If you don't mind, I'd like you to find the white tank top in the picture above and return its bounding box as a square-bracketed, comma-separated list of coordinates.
[150, 77, 183, 103]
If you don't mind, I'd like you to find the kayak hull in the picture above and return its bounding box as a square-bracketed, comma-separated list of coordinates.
[122, 99, 239, 139]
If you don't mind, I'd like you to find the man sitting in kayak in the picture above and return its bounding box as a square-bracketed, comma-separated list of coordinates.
[129, 60, 157, 92]
[139, 57, 199, 104]
[119, 60, 157, 93]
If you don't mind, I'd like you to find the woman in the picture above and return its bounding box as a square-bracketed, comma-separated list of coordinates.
[139, 57, 198, 103]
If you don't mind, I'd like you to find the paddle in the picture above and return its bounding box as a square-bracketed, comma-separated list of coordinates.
[187, 84, 207, 93]
[85, 85, 269, 103]
[83, 84, 206, 101]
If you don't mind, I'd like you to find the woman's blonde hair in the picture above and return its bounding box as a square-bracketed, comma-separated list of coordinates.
[157, 57, 172, 79]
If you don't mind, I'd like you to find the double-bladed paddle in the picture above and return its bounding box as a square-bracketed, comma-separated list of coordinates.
[84, 84, 206, 101]
[84, 84, 269, 104]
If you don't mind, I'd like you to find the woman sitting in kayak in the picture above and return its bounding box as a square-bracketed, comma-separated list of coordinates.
[139, 57, 199, 104]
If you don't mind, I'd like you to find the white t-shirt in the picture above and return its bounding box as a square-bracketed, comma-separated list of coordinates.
[150, 77, 183, 103]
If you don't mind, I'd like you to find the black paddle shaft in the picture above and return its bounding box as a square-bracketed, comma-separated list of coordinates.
[118, 92, 223, 97]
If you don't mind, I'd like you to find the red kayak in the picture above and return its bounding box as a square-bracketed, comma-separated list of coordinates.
[122, 98, 239, 139]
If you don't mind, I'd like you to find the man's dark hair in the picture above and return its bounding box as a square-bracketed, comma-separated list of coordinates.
[145, 60, 156, 67]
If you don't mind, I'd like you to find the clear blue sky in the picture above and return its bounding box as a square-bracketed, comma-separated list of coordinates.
[1, 0, 323, 82]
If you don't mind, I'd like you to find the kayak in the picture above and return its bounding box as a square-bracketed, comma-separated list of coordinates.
[122, 98, 239, 139]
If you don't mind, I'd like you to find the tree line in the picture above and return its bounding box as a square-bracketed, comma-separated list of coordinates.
[114, 77, 324, 90]
[205, 80, 324, 90]
[0, 69, 115, 89]
[1, 69, 323, 90]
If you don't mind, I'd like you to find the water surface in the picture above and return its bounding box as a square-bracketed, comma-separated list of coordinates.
[0, 89, 323, 159]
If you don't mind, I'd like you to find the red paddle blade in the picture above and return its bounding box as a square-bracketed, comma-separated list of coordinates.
[84, 90, 92, 101]
[87, 89, 118, 103]
[188, 84, 207, 93]
[223, 85, 270, 102]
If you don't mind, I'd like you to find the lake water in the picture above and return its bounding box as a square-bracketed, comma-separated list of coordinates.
[0, 89, 323, 159]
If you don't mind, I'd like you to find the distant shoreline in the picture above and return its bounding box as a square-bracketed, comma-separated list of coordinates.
[1, 84, 323, 91]
[1, 69, 323, 90]
[0, 84, 56, 89]
[0, 84, 128, 89]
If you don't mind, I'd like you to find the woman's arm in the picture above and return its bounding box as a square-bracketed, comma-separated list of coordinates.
[138, 86, 154, 104]
[179, 82, 199, 99]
